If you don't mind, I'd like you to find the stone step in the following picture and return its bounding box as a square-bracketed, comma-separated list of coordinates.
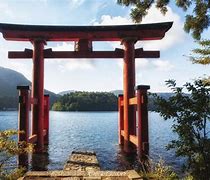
[19, 151, 142, 180]
[64, 151, 100, 172]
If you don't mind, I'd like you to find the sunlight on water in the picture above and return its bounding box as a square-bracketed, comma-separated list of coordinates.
[0, 111, 183, 172]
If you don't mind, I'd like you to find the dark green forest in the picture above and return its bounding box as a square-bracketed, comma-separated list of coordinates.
[52, 91, 118, 111]
[51, 91, 171, 111]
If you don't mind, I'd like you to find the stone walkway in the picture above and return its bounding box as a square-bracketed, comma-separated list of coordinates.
[64, 151, 100, 172]
[19, 151, 142, 180]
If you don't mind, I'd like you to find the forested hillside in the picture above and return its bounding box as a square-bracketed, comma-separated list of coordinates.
[52, 91, 173, 111]
[52, 91, 118, 111]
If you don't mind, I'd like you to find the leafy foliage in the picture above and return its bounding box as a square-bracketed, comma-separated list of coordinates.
[139, 158, 178, 179]
[0, 130, 33, 180]
[117, 0, 210, 39]
[150, 159, 178, 179]
[155, 79, 210, 179]
[52, 91, 118, 111]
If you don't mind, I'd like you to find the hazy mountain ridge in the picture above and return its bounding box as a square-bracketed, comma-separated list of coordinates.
[0, 67, 30, 97]
[0, 67, 59, 110]
[58, 90, 75, 95]
[0, 67, 174, 111]
[110, 90, 174, 99]
[110, 90, 174, 111]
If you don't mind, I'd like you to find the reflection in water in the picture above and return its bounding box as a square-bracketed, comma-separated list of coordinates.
[116, 146, 141, 171]
[29, 143, 142, 172]
[30, 145, 50, 171]
[0, 111, 184, 173]
[18, 153, 28, 170]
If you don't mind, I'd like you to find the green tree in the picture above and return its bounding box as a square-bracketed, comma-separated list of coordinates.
[117, 0, 210, 40]
[0, 130, 33, 180]
[52, 101, 63, 111]
[155, 79, 210, 179]
[52, 91, 118, 111]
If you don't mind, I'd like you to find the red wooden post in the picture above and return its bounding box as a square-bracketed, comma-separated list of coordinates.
[17, 85, 30, 143]
[118, 95, 124, 145]
[44, 94, 49, 145]
[17, 85, 30, 168]
[122, 38, 136, 153]
[32, 39, 45, 151]
[136, 85, 150, 159]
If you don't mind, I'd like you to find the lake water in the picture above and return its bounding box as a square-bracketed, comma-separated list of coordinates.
[0, 111, 183, 172]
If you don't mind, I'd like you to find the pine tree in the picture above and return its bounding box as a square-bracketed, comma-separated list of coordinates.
[191, 40, 210, 65]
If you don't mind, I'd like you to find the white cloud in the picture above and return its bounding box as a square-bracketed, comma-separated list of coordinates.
[109, 42, 123, 51]
[136, 58, 149, 68]
[30, 0, 48, 3]
[8, 62, 32, 79]
[69, 0, 85, 8]
[152, 59, 174, 72]
[117, 58, 174, 72]
[93, 15, 132, 25]
[0, 34, 33, 80]
[93, 12, 177, 73]
[53, 42, 74, 51]
[0, 2, 14, 20]
[139, 5, 186, 51]
[117, 58, 173, 72]
[65, 60, 94, 71]
[94, 5, 186, 51]
[49, 42, 95, 71]
[93, 16, 131, 51]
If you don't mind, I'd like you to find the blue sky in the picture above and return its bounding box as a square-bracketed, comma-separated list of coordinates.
[0, 0, 209, 93]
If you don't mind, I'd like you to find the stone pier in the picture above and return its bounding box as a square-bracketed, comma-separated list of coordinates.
[19, 151, 142, 180]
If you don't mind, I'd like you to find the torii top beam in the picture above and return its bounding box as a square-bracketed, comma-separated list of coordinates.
[0, 22, 173, 41]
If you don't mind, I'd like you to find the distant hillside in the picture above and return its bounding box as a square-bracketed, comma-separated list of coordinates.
[110, 90, 123, 96]
[0, 67, 59, 110]
[110, 90, 174, 111]
[110, 90, 173, 98]
[155, 92, 174, 99]
[0, 67, 30, 97]
[52, 89, 174, 112]
[58, 90, 75, 96]
[52, 91, 117, 111]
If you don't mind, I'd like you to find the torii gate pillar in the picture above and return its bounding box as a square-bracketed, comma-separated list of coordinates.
[32, 39, 45, 151]
[122, 38, 136, 153]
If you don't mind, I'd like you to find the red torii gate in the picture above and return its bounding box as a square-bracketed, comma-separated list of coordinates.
[0, 22, 172, 156]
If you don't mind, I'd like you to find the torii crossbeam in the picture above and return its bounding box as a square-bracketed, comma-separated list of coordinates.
[0, 22, 173, 154]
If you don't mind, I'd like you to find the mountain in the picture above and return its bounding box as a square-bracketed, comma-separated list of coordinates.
[0, 66, 175, 111]
[110, 89, 174, 111]
[110, 89, 173, 98]
[0, 67, 30, 97]
[155, 92, 174, 99]
[110, 90, 123, 96]
[0, 67, 59, 110]
[58, 90, 75, 96]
